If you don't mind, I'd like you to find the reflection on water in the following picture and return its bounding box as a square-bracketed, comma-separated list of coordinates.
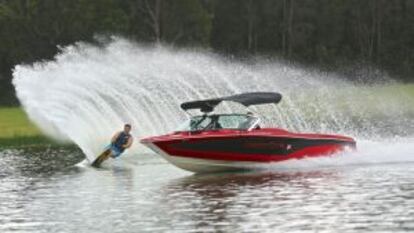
[1, 149, 414, 232]
[161, 171, 339, 232]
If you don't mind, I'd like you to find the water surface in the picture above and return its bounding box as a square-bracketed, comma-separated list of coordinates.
[1, 148, 414, 232]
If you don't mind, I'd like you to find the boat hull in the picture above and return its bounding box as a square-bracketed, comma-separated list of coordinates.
[141, 129, 356, 173]
[145, 142, 266, 173]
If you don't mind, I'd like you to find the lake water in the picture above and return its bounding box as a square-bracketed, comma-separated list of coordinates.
[1, 148, 414, 233]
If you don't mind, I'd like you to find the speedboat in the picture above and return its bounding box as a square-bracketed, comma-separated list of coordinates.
[141, 92, 356, 173]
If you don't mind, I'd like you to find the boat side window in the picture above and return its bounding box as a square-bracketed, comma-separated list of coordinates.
[217, 114, 258, 130]
[217, 115, 241, 129]
[237, 116, 259, 130]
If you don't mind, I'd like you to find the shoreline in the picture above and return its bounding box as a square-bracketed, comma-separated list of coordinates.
[0, 135, 75, 150]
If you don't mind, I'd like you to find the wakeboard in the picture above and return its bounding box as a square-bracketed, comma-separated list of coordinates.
[91, 149, 112, 167]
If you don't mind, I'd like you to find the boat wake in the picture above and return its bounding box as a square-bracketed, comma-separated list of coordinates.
[12, 37, 414, 165]
[264, 138, 414, 171]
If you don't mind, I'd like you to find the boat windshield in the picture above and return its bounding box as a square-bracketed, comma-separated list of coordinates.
[176, 114, 260, 131]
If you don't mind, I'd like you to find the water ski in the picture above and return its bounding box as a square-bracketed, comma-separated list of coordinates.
[91, 149, 112, 167]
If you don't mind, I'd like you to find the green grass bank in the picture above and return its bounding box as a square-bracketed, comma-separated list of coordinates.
[0, 108, 68, 148]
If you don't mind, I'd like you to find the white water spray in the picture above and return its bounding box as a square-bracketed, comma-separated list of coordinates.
[12, 38, 414, 163]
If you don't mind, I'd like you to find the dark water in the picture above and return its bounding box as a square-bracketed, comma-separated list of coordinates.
[1, 148, 414, 233]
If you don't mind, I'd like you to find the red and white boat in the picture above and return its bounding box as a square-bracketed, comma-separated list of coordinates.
[141, 92, 356, 173]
